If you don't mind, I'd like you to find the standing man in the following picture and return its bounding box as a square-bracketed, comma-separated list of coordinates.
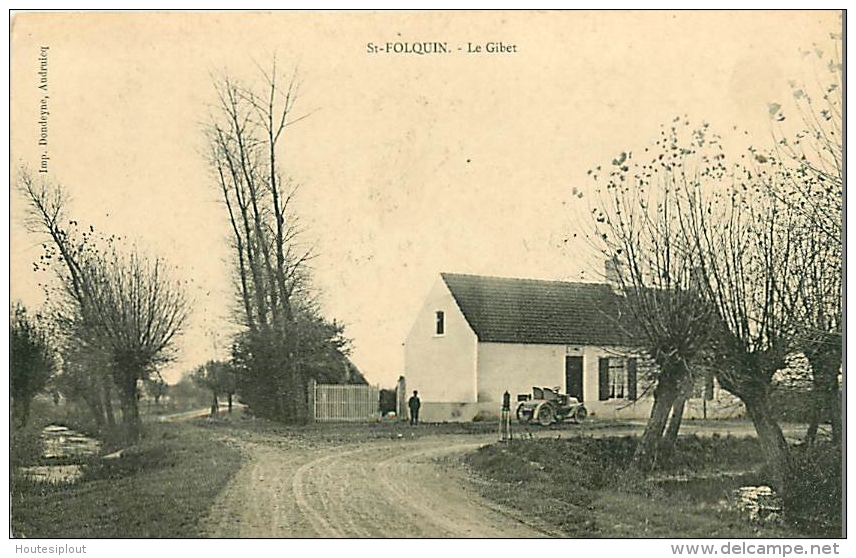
[408, 390, 421, 426]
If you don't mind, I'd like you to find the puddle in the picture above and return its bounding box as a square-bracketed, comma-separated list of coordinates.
[20, 465, 84, 483]
[18, 424, 101, 484]
[733, 485, 783, 524]
[650, 472, 784, 524]
[41, 424, 101, 460]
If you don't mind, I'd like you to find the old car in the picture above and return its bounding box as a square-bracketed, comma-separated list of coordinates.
[516, 386, 587, 426]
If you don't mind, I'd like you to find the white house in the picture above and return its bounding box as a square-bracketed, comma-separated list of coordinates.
[404, 272, 741, 422]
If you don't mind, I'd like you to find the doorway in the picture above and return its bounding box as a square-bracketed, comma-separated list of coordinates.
[565, 356, 583, 401]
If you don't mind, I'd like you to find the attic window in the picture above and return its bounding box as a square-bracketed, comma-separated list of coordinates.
[435, 311, 445, 335]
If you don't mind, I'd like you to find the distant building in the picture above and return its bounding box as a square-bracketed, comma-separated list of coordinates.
[403, 272, 740, 422]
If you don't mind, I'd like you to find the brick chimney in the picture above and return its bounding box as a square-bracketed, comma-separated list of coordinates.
[604, 257, 622, 285]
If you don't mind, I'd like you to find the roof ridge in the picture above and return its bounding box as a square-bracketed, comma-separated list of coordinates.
[440, 271, 608, 287]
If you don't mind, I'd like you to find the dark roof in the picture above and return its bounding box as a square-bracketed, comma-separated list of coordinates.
[441, 272, 632, 346]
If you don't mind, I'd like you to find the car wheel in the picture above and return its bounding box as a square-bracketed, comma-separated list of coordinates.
[574, 406, 588, 423]
[537, 404, 554, 426]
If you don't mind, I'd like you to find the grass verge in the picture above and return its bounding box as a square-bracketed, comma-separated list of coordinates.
[464, 435, 814, 538]
[10, 421, 242, 538]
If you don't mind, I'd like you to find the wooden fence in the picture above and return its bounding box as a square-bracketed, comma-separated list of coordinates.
[311, 381, 380, 422]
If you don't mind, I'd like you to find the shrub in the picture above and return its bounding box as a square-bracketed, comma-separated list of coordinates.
[10, 425, 43, 468]
[657, 435, 764, 473]
[784, 442, 842, 537]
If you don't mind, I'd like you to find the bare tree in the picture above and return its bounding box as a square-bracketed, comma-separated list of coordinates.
[205, 63, 316, 423]
[19, 169, 189, 442]
[586, 116, 812, 491]
[680, 156, 800, 492]
[93, 252, 188, 440]
[207, 65, 310, 331]
[586, 121, 720, 470]
[768, 42, 842, 444]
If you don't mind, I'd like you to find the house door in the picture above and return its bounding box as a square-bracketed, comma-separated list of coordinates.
[565, 356, 584, 401]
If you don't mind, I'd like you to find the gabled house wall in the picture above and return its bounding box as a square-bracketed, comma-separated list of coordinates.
[403, 277, 478, 405]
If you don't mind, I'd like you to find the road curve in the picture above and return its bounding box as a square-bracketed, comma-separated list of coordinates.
[202, 434, 556, 538]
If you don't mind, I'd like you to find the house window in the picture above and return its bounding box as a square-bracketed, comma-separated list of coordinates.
[609, 359, 626, 399]
[435, 311, 445, 335]
[599, 357, 637, 400]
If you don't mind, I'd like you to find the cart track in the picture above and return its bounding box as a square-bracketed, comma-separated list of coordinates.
[203, 435, 550, 538]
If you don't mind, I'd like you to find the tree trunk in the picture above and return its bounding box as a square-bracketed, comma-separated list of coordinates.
[803, 350, 822, 444]
[717, 359, 793, 495]
[804, 409, 819, 444]
[21, 398, 31, 429]
[828, 384, 841, 445]
[210, 392, 219, 417]
[283, 352, 304, 423]
[85, 396, 106, 429]
[660, 372, 694, 462]
[633, 378, 679, 471]
[660, 394, 687, 460]
[14, 398, 32, 429]
[743, 395, 792, 492]
[819, 357, 841, 445]
[117, 372, 141, 444]
[102, 376, 116, 428]
[805, 345, 842, 445]
[294, 366, 310, 425]
[228, 393, 233, 413]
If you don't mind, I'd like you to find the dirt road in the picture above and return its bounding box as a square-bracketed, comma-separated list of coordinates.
[200, 420, 806, 538]
[201, 431, 557, 538]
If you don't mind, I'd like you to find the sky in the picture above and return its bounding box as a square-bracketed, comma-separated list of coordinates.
[9, 11, 841, 386]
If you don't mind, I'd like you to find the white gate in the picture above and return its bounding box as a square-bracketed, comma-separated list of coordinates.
[313, 382, 379, 422]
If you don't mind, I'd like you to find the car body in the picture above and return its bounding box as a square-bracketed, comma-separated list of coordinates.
[516, 386, 587, 425]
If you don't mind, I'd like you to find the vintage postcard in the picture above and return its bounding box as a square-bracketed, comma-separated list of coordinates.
[8, 10, 844, 545]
